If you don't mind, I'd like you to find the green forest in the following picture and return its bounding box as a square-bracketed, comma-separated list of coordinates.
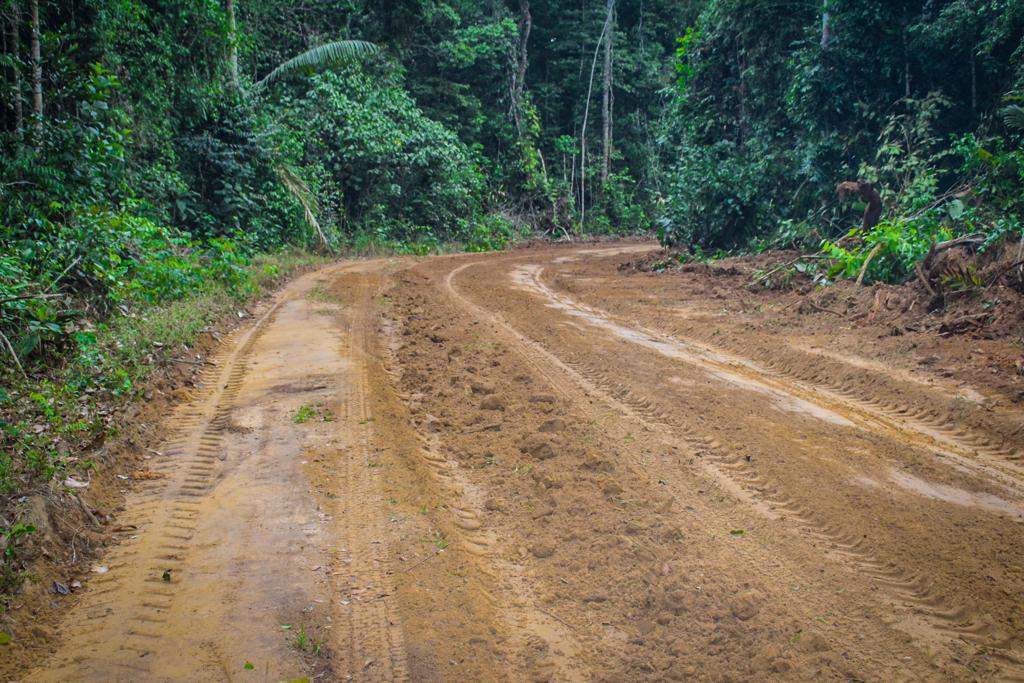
[0, 1, 1023, 496]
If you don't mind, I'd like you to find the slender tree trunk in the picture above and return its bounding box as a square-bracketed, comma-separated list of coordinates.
[637, 0, 644, 54]
[510, 0, 531, 133]
[577, 0, 584, 81]
[902, 23, 910, 98]
[820, 1, 831, 50]
[735, 47, 747, 145]
[600, 0, 614, 184]
[226, 0, 239, 89]
[579, 5, 612, 234]
[817, 1, 832, 137]
[569, 150, 576, 218]
[28, 0, 41, 129]
[537, 147, 548, 186]
[8, 2, 23, 137]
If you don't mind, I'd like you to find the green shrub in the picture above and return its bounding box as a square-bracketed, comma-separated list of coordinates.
[286, 69, 489, 243]
[821, 216, 955, 284]
[658, 138, 780, 249]
[463, 215, 516, 252]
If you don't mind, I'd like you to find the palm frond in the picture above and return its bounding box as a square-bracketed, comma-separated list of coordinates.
[255, 40, 379, 91]
[1001, 105, 1024, 131]
[275, 165, 331, 251]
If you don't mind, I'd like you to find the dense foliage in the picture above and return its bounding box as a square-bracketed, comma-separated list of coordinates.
[289, 70, 491, 248]
[660, 0, 1024, 268]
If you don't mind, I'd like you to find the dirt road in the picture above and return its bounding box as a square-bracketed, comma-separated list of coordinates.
[24, 244, 1024, 681]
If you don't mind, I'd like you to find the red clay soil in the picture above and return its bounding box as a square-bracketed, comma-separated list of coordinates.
[6, 242, 1024, 682]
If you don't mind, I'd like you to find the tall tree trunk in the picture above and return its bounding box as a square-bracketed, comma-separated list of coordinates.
[735, 47, 747, 145]
[820, 1, 831, 50]
[28, 0, 41, 129]
[579, 4, 612, 234]
[8, 2, 23, 137]
[902, 21, 910, 98]
[600, 0, 614, 184]
[226, 0, 239, 89]
[510, 0, 531, 133]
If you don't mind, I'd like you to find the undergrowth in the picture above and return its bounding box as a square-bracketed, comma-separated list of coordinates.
[674, 97, 1024, 290]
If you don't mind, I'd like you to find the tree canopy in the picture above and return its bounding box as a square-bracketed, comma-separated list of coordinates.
[0, 0, 1022, 362]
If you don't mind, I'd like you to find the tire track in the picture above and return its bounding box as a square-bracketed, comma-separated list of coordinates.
[680, 324, 1024, 465]
[326, 271, 409, 682]
[29, 297, 287, 680]
[562, 353, 1019, 645]
[446, 257, 1024, 680]
[378, 313, 589, 683]
[526, 263, 1024, 488]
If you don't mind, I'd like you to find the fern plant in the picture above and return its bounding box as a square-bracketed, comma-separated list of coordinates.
[1001, 105, 1024, 131]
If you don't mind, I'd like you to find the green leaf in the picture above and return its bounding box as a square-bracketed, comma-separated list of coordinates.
[1001, 105, 1024, 131]
[244, 662, 255, 670]
[729, 529, 745, 536]
[255, 40, 379, 90]
[947, 199, 965, 220]
[0, 632, 11, 645]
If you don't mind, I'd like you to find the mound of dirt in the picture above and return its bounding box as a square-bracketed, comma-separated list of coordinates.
[801, 238, 1024, 340]
[625, 241, 1024, 343]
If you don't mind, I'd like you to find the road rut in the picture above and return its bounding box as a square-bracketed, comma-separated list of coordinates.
[26, 245, 1024, 682]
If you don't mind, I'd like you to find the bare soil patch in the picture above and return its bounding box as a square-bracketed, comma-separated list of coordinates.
[11, 242, 1024, 681]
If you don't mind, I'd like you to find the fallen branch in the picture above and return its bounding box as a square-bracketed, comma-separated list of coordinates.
[855, 242, 884, 286]
[807, 302, 846, 317]
[781, 297, 802, 311]
[46, 255, 82, 292]
[914, 261, 936, 296]
[906, 183, 973, 221]
[0, 292, 63, 306]
[753, 254, 827, 285]
[538, 607, 576, 632]
[922, 233, 985, 271]
[464, 422, 502, 434]
[944, 312, 989, 324]
[0, 330, 26, 379]
[934, 233, 985, 251]
[985, 258, 1024, 289]
[75, 494, 99, 527]
[939, 312, 990, 335]
[168, 358, 213, 367]
[402, 549, 441, 574]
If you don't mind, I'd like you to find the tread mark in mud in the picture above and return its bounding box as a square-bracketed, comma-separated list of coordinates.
[756, 356, 1024, 466]
[445, 258, 1024, 679]
[331, 276, 409, 683]
[377, 313, 589, 682]
[29, 301, 284, 679]
[528, 262, 1024, 482]
[571, 315, 1022, 663]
